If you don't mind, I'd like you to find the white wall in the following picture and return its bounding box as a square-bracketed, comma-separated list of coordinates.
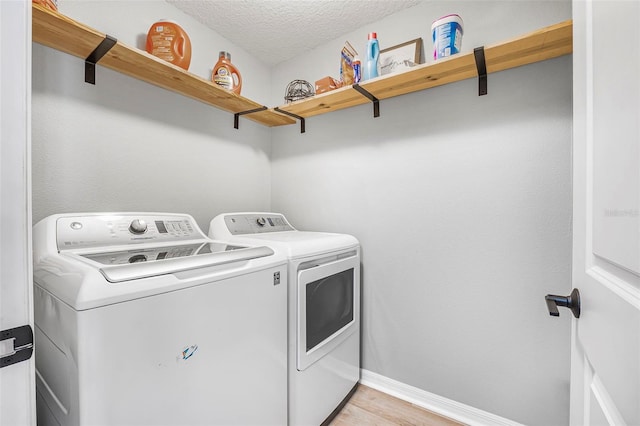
[32, 0, 273, 230]
[270, 2, 572, 425]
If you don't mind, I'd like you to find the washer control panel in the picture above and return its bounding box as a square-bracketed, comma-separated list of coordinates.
[57, 214, 203, 250]
[224, 213, 294, 235]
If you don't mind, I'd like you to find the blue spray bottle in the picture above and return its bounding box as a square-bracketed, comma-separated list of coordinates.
[364, 32, 380, 80]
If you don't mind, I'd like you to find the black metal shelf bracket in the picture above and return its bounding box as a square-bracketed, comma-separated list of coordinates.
[474, 46, 488, 96]
[85, 35, 117, 85]
[233, 106, 268, 129]
[274, 107, 306, 133]
[353, 84, 380, 118]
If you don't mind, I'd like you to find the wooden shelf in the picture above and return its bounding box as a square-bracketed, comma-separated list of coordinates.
[31, 4, 295, 128]
[33, 5, 572, 131]
[277, 20, 573, 119]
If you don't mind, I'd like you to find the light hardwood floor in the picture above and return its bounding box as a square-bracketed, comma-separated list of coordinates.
[329, 385, 465, 426]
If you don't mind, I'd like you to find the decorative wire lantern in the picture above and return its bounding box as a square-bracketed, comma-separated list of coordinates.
[284, 80, 314, 103]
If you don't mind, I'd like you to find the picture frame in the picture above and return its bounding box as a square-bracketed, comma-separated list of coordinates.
[379, 38, 423, 76]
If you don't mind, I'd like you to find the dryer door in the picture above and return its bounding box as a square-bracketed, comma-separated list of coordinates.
[297, 252, 360, 371]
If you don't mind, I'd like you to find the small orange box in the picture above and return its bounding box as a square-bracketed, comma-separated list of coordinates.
[315, 76, 343, 95]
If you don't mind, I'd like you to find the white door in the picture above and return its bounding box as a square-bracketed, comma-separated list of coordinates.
[569, 0, 640, 425]
[0, 0, 35, 424]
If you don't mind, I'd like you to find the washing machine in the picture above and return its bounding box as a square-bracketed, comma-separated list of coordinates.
[209, 212, 360, 426]
[33, 212, 288, 426]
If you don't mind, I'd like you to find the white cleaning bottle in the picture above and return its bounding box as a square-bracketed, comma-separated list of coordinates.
[364, 32, 380, 80]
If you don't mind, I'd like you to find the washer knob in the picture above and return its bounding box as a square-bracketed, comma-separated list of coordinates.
[129, 219, 147, 234]
[256, 217, 267, 227]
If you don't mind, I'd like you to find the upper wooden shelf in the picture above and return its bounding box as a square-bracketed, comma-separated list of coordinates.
[277, 20, 573, 119]
[31, 4, 295, 128]
[33, 5, 572, 131]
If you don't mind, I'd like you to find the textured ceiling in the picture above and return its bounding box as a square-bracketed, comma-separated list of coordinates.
[166, 0, 422, 65]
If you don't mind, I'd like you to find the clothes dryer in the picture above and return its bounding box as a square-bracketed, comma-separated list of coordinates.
[33, 212, 288, 426]
[209, 212, 360, 426]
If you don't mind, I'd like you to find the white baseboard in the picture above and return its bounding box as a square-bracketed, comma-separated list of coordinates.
[359, 369, 525, 426]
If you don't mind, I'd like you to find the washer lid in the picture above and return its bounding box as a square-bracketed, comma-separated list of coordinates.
[67, 242, 274, 283]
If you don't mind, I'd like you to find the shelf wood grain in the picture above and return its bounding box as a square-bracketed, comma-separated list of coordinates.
[278, 20, 573, 119]
[32, 4, 295, 128]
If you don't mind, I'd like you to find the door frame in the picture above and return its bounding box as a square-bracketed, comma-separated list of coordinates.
[0, 0, 35, 424]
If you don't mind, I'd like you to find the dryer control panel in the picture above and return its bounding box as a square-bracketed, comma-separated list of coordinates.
[56, 213, 205, 250]
[223, 213, 295, 235]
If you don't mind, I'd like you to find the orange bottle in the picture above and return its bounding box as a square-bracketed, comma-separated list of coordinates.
[145, 20, 191, 71]
[211, 51, 242, 95]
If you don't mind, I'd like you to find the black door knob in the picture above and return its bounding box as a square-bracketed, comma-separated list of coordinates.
[545, 288, 580, 318]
